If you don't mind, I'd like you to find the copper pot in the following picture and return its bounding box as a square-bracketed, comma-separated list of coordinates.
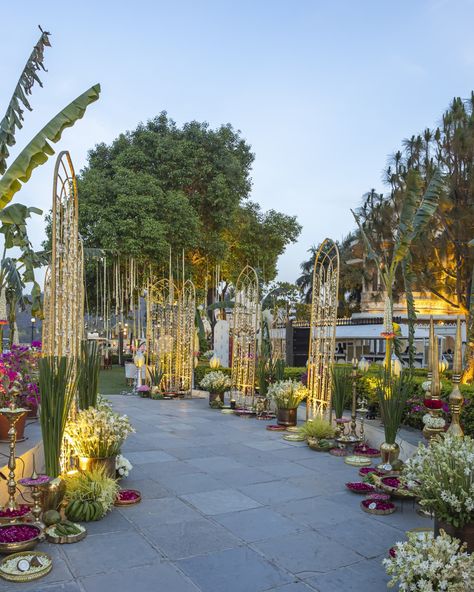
[78, 456, 117, 479]
[277, 408, 297, 427]
[39, 477, 66, 513]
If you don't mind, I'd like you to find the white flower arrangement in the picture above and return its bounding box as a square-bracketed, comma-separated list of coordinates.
[422, 413, 445, 429]
[65, 399, 135, 459]
[116, 454, 133, 477]
[266, 380, 308, 409]
[384, 530, 474, 591]
[200, 371, 232, 394]
[403, 436, 474, 527]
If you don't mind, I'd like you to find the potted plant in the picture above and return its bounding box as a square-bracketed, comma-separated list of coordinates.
[38, 356, 78, 511]
[331, 366, 351, 421]
[267, 380, 308, 427]
[403, 435, 474, 552]
[299, 417, 335, 450]
[64, 467, 119, 522]
[384, 530, 474, 590]
[375, 369, 412, 470]
[200, 371, 232, 406]
[64, 398, 134, 478]
[77, 341, 100, 410]
[137, 384, 151, 398]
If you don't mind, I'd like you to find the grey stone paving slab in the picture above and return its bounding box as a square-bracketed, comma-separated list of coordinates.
[372, 503, 434, 532]
[82, 507, 134, 535]
[181, 488, 262, 515]
[245, 439, 294, 451]
[274, 495, 362, 529]
[5, 584, 83, 592]
[186, 455, 248, 473]
[305, 556, 389, 591]
[118, 496, 202, 527]
[216, 467, 277, 487]
[143, 517, 241, 559]
[239, 481, 314, 505]
[164, 445, 221, 460]
[61, 530, 159, 577]
[214, 506, 305, 542]
[315, 517, 404, 559]
[253, 530, 361, 576]
[117, 477, 171, 499]
[268, 583, 317, 591]
[176, 546, 292, 592]
[263, 462, 317, 479]
[157, 471, 226, 494]
[80, 560, 200, 592]
[124, 449, 176, 464]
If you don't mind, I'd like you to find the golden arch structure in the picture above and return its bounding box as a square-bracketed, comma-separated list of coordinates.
[146, 277, 196, 395]
[231, 266, 260, 407]
[42, 151, 84, 359]
[307, 239, 340, 419]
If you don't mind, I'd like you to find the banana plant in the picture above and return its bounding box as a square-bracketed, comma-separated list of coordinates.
[0, 27, 101, 207]
[352, 168, 444, 366]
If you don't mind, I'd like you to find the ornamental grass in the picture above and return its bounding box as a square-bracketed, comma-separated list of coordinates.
[376, 369, 412, 444]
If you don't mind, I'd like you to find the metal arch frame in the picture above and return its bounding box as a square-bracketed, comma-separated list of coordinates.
[307, 238, 340, 419]
[231, 265, 260, 407]
[42, 151, 84, 360]
[145, 277, 196, 395]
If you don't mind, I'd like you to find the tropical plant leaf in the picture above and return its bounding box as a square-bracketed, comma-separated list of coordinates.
[0, 203, 42, 225]
[0, 28, 51, 174]
[350, 209, 380, 265]
[402, 255, 417, 371]
[0, 84, 101, 208]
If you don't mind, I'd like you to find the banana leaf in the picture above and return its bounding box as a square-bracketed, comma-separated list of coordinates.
[0, 84, 101, 208]
[392, 168, 443, 265]
[0, 29, 51, 174]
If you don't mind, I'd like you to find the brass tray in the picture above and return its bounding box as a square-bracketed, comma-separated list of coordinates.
[114, 490, 142, 506]
[45, 524, 87, 544]
[344, 455, 372, 467]
[283, 433, 305, 442]
[0, 551, 52, 582]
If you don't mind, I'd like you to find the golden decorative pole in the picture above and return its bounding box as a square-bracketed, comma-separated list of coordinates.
[230, 266, 260, 409]
[306, 239, 339, 420]
[430, 327, 441, 400]
[1, 406, 27, 510]
[447, 316, 464, 437]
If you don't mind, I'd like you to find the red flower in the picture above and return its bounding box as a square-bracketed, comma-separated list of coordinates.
[424, 399, 443, 410]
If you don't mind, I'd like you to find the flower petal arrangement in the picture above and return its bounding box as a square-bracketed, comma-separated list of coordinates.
[200, 371, 232, 394]
[266, 380, 308, 409]
[345, 482, 376, 494]
[64, 399, 134, 459]
[0, 524, 40, 543]
[403, 435, 474, 528]
[384, 530, 474, 591]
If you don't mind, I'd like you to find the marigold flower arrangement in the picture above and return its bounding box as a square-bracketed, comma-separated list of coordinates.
[200, 371, 232, 394]
[383, 530, 474, 591]
[403, 436, 474, 528]
[65, 399, 134, 459]
[266, 380, 308, 409]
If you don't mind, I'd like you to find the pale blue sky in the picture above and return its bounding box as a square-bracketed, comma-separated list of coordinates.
[2, 0, 474, 282]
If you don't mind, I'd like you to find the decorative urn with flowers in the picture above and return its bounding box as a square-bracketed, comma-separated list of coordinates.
[266, 380, 308, 427]
[200, 371, 232, 406]
[64, 398, 135, 479]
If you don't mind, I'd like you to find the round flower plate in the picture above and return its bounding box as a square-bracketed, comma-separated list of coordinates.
[345, 482, 376, 494]
[234, 409, 255, 418]
[344, 455, 372, 467]
[353, 445, 380, 458]
[220, 409, 235, 414]
[358, 467, 383, 478]
[256, 413, 276, 421]
[266, 424, 286, 432]
[115, 489, 142, 506]
[406, 527, 434, 540]
[285, 426, 301, 433]
[380, 477, 416, 500]
[283, 433, 305, 442]
[0, 506, 33, 524]
[360, 500, 396, 516]
[329, 447, 349, 457]
[0, 551, 52, 582]
[0, 524, 42, 554]
[45, 524, 87, 545]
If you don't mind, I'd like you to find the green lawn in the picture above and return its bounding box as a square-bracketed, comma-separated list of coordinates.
[98, 365, 132, 396]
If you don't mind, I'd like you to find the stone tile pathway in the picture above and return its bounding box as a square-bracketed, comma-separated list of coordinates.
[3, 396, 432, 592]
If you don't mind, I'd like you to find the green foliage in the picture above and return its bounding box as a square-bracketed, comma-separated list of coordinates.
[78, 341, 101, 410]
[376, 369, 413, 444]
[65, 467, 119, 520]
[0, 28, 51, 174]
[299, 418, 335, 440]
[148, 365, 163, 388]
[332, 366, 352, 418]
[0, 84, 101, 207]
[38, 356, 78, 478]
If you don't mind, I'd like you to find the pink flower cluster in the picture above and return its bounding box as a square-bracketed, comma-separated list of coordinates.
[361, 499, 395, 511]
[0, 505, 31, 518]
[382, 477, 400, 489]
[346, 482, 375, 493]
[117, 489, 140, 501]
[0, 524, 40, 543]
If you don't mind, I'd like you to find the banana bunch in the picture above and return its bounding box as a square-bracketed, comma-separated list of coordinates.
[53, 520, 83, 537]
[65, 499, 104, 522]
